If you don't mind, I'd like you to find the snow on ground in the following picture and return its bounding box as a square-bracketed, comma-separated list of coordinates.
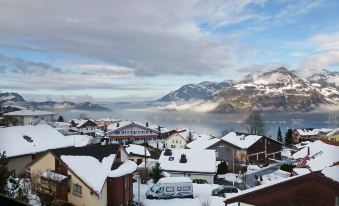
[218, 173, 242, 183]
[321, 165, 339, 182]
[281, 148, 293, 158]
[133, 182, 224, 206]
[246, 164, 262, 174]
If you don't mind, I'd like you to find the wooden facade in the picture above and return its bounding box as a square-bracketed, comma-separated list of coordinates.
[225, 172, 339, 206]
[107, 174, 133, 206]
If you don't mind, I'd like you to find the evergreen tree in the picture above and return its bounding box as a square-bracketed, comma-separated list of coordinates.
[57, 115, 64, 122]
[285, 129, 293, 144]
[277, 127, 283, 142]
[151, 163, 164, 183]
[0, 151, 14, 195]
[187, 131, 194, 143]
[217, 161, 228, 174]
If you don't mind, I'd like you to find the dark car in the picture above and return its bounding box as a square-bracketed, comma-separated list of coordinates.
[212, 185, 239, 196]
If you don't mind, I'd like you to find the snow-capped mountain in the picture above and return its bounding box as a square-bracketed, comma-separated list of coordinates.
[159, 67, 339, 112]
[0, 92, 110, 111]
[306, 70, 339, 89]
[159, 80, 233, 101]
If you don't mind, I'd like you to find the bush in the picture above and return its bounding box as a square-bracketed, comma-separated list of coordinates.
[280, 164, 295, 173]
[217, 161, 228, 174]
[192, 179, 208, 184]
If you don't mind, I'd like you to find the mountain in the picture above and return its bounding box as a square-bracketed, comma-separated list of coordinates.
[0, 93, 110, 111]
[306, 70, 339, 89]
[159, 80, 233, 101]
[0, 92, 25, 103]
[159, 67, 339, 112]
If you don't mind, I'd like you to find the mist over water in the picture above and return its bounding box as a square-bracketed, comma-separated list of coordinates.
[57, 102, 339, 139]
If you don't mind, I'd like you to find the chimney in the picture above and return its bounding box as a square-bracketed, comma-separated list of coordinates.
[117, 122, 120, 127]
[180, 154, 187, 163]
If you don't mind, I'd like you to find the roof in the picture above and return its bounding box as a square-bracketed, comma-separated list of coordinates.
[186, 134, 220, 149]
[70, 119, 96, 128]
[293, 168, 311, 175]
[51, 144, 120, 162]
[107, 120, 159, 133]
[158, 149, 216, 173]
[3, 109, 55, 116]
[41, 170, 69, 182]
[96, 117, 121, 122]
[125, 144, 151, 157]
[295, 128, 333, 136]
[292, 140, 339, 171]
[0, 124, 90, 158]
[327, 128, 339, 136]
[158, 177, 192, 184]
[52, 144, 137, 195]
[221, 132, 263, 149]
[321, 165, 339, 182]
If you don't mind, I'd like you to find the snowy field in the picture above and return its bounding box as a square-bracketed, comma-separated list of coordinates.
[133, 182, 225, 206]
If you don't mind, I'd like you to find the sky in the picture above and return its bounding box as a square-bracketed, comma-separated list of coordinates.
[0, 0, 339, 102]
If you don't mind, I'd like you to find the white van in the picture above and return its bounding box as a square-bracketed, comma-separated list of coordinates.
[146, 177, 193, 199]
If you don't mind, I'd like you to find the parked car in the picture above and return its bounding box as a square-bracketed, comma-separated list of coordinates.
[212, 185, 239, 196]
[146, 177, 193, 199]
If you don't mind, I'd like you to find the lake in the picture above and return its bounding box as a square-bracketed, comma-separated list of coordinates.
[57, 101, 339, 139]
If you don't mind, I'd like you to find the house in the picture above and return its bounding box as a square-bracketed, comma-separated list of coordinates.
[158, 148, 216, 183]
[192, 132, 282, 172]
[26, 144, 137, 206]
[125, 144, 151, 165]
[106, 121, 159, 144]
[2, 109, 56, 126]
[69, 119, 97, 137]
[164, 129, 190, 149]
[326, 128, 339, 142]
[292, 139, 339, 172]
[292, 128, 332, 144]
[0, 124, 91, 176]
[225, 167, 339, 206]
[95, 117, 121, 131]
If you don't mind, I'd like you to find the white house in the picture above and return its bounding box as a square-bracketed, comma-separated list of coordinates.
[3, 109, 56, 126]
[0, 124, 92, 176]
[106, 121, 159, 144]
[164, 128, 201, 149]
[158, 148, 216, 183]
[125, 144, 151, 165]
[95, 117, 121, 130]
[69, 119, 97, 137]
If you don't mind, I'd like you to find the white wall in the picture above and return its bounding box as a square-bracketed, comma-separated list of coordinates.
[165, 133, 187, 149]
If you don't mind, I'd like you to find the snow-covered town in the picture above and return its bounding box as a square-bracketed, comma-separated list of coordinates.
[1, 1, 339, 206]
[0, 107, 338, 206]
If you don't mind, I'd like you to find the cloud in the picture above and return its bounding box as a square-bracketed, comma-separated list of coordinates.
[151, 101, 220, 113]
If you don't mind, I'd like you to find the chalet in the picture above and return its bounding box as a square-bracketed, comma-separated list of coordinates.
[326, 128, 339, 142]
[69, 119, 97, 137]
[292, 128, 332, 144]
[225, 167, 339, 206]
[26, 144, 137, 206]
[206, 132, 282, 172]
[95, 117, 121, 131]
[2, 109, 56, 126]
[106, 121, 159, 144]
[158, 148, 216, 183]
[0, 124, 91, 176]
[164, 129, 189, 149]
[125, 144, 151, 165]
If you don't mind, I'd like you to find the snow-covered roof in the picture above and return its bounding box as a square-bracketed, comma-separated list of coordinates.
[61, 154, 137, 194]
[70, 119, 96, 128]
[107, 120, 159, 133]
[41, 171, 68, 182]
[109, 160, 137, 178]
[96, 117, 121, 122]
[327, 128, 339, 136]
[221, 132, 263, 149]
[0, 124, 86, 158]
[158, 149, 216, 173]
[3, 109, 55, 116]
[158, 177, 192, 184]
[186, 134, 220, 149]
[292, 140, 339, 171]
[321, 166, 339, 182]
[125, 144, 151, 157]
[68, 135, 92, 147]
[293, 168, 311, 175]
[295, 128, 333, 136]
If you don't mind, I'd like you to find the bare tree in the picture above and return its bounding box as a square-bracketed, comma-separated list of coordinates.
[30, 170, 57, 206]
[244, 110, 265, 135]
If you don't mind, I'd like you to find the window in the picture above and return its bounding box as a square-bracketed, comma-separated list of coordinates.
[172, 140, 175, 143]
[216, 152, 219, 157]
[183, 186, 190, 191]
[158, 187, 164, 193]
[177, 187, 182, 191]
[219, 142, 224, 147]
[168, 157, 174, 161]
[166, 187, 174, 192]
[171, 145, 175, 148]
[73, 183, 82, 196]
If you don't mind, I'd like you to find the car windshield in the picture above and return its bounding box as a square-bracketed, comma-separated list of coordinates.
[151, 183, 160, 192]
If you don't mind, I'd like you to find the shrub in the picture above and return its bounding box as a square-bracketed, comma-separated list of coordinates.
[193, 179, 208, 184]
